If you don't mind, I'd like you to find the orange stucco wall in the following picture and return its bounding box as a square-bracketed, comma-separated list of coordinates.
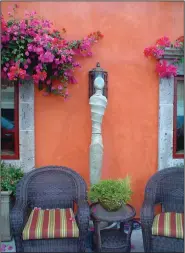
[2, 2, 184, 216]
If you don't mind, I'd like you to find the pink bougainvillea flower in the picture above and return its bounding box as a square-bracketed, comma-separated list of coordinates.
[156, 36, 171, 47]
[46, 79, 51, 85]
[144, 46, 164, 58]
[26, 58, 31, 64]
[18, 68, 26, 79]
[58, 85, 63, 90]
[38, 71, 47, 81]
[1, 4, 103, 97]
[144, 46, 157, 57]
[32, 74, 40, 84]
[1, 16, 7, 32]
[39, 51, 55, 63]
[27, 44, 33, 52]
[156, 60, 177, 78]
[35, 46, 44, 55]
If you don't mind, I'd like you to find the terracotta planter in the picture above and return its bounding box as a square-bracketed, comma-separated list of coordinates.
[1, 191, 12, 241]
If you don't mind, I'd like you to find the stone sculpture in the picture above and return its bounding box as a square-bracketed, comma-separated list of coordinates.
[89, 76, 108, 185]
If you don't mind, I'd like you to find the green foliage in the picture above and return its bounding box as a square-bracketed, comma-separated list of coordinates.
[1, 162, 24, 196]
[88, 177, 132, 211]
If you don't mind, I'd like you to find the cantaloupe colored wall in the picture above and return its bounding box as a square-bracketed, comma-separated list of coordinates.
[2, 2, 184, 216]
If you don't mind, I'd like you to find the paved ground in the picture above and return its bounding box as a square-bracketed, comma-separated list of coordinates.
[1, 229, 144, 252]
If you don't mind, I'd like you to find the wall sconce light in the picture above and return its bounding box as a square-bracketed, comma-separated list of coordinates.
[89, 62, 108, 98]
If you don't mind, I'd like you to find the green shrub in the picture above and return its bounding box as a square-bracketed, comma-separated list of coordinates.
[1, 162, 24, 196]
[88, 177, 132, 211]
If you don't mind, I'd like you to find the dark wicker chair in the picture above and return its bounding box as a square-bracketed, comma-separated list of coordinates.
[141, 167, 184, 253]
[10, 166, 90, 252]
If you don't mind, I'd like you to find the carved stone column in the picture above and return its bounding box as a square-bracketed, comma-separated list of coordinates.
[89, 76, 108, 185]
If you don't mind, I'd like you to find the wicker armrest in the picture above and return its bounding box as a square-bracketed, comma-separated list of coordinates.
[10, 201, 29, 235]
[76, 200, 90, 235]
[140, 200, 155, 228]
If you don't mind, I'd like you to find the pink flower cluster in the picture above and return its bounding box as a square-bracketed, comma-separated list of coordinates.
[144, 36, 184, 78]
[1, 4, 103, 98]
[156, 36, 171, 47]
[156, 60, 177, 78]
[144, 46, 164, 58]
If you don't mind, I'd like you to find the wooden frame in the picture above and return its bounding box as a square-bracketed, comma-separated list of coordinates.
[173, 76, 184, 159]
[1, 84, 19, 160]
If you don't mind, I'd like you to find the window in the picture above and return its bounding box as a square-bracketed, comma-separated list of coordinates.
[173, 76, 184, 158]
[1, 82, 19, 159]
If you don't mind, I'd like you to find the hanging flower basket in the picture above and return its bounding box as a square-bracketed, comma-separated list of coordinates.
[1, 4, 103, 98]
[144, 36, 184, 78]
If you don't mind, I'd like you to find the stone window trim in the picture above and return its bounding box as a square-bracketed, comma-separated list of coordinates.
[173, 76, 184, 159]
[158, 48, 184, 170]
[2, 80, 35, 173]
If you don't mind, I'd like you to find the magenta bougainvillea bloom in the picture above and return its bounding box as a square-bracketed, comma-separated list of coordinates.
[156, 36, 171, 47]
[1, 4, 103, 98]
[156, 60, 177, 78]
[144, 36, 184, 78]
[144, 46, 164, 58]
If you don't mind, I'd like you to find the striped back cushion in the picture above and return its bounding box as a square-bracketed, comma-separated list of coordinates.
[152, 212, 184, 239]
[23, 208, 79, 240]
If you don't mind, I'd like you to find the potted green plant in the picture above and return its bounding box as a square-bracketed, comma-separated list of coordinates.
[1, 162, 24, 241]
[88, 177, 132, 212]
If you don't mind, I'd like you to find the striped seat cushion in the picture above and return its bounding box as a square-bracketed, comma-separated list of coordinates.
[152, 212, 184, 239]
[22, 208, 79, 240]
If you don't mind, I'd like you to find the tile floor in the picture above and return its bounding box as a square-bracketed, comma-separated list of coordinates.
[1, 229, 144, 252]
